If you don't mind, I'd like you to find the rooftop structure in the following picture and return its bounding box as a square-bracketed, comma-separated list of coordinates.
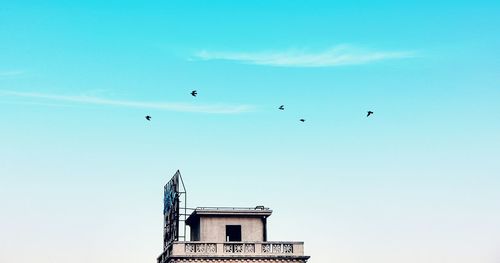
[157, 171, 310, 263]
[186, 206, 272, 242]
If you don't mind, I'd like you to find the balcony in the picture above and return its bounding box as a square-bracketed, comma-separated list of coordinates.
[158, 241, 306, 263]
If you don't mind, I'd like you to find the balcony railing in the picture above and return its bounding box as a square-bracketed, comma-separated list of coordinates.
[158, 241, 305, 263]
[194, 206, 270, 211]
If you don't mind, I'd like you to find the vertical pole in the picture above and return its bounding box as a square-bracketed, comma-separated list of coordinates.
[184, 191, 187, 241]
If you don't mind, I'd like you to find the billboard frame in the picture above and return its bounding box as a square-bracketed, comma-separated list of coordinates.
[163, 170, 187, 251]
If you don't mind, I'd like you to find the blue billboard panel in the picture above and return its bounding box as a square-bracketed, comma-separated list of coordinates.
[163, 171, 180, 249]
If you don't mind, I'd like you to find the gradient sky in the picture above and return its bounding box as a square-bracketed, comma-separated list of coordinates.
[1, 1, 500, 263]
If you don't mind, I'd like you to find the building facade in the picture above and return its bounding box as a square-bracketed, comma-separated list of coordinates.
[157, 206, 310, 263]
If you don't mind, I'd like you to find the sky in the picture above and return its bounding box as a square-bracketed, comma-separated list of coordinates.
[1, 1, 500, 263]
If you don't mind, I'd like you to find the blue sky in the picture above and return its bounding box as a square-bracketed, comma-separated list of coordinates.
[1, 1, 500, 263]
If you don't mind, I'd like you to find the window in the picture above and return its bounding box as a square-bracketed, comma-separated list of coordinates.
[225, 225, 241, 241]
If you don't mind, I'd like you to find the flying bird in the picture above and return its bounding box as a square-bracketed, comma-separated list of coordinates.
[145, 115, 151, 121]
[367, 111, 374, 117]
[278, 105, 285, 110]
[300, 119, 305, 122]
[191, 90, 197, 97]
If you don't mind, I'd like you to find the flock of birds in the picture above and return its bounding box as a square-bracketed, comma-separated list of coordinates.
[144, 90, 374, 122]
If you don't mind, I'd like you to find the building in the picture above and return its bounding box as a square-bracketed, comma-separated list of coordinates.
[157, 206, 310, 263]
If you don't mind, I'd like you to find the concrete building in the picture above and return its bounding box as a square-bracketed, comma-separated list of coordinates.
[157, 206, 310, 263]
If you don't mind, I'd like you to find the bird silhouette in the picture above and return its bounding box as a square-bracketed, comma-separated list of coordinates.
[145, 115, 152, 121]
[367, 111, 374, 117]
[300, 119, 305, 122]
[191, 90, 197, 97]
[278, 105, 285, 110]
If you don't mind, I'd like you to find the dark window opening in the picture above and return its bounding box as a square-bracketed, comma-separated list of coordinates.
[226, 225, 242, 241]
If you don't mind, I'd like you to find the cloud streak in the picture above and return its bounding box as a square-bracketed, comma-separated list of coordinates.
[0, 91, 254, 114]
[0, 70, 25, 77]
[194, 45, 415, 67]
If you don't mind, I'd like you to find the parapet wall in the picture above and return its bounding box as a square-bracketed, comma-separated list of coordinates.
[158, 241, 309, 263]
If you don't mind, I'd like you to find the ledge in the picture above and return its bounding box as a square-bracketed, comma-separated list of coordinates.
[158, 241, 307, 263]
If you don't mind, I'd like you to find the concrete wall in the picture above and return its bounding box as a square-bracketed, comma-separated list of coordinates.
[200, 216, 264, 242]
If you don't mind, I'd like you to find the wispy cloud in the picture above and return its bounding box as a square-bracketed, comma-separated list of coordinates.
[194, 45, 415, 67]
[0, 91, 254, 114]
[0, 70, 25, 77]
